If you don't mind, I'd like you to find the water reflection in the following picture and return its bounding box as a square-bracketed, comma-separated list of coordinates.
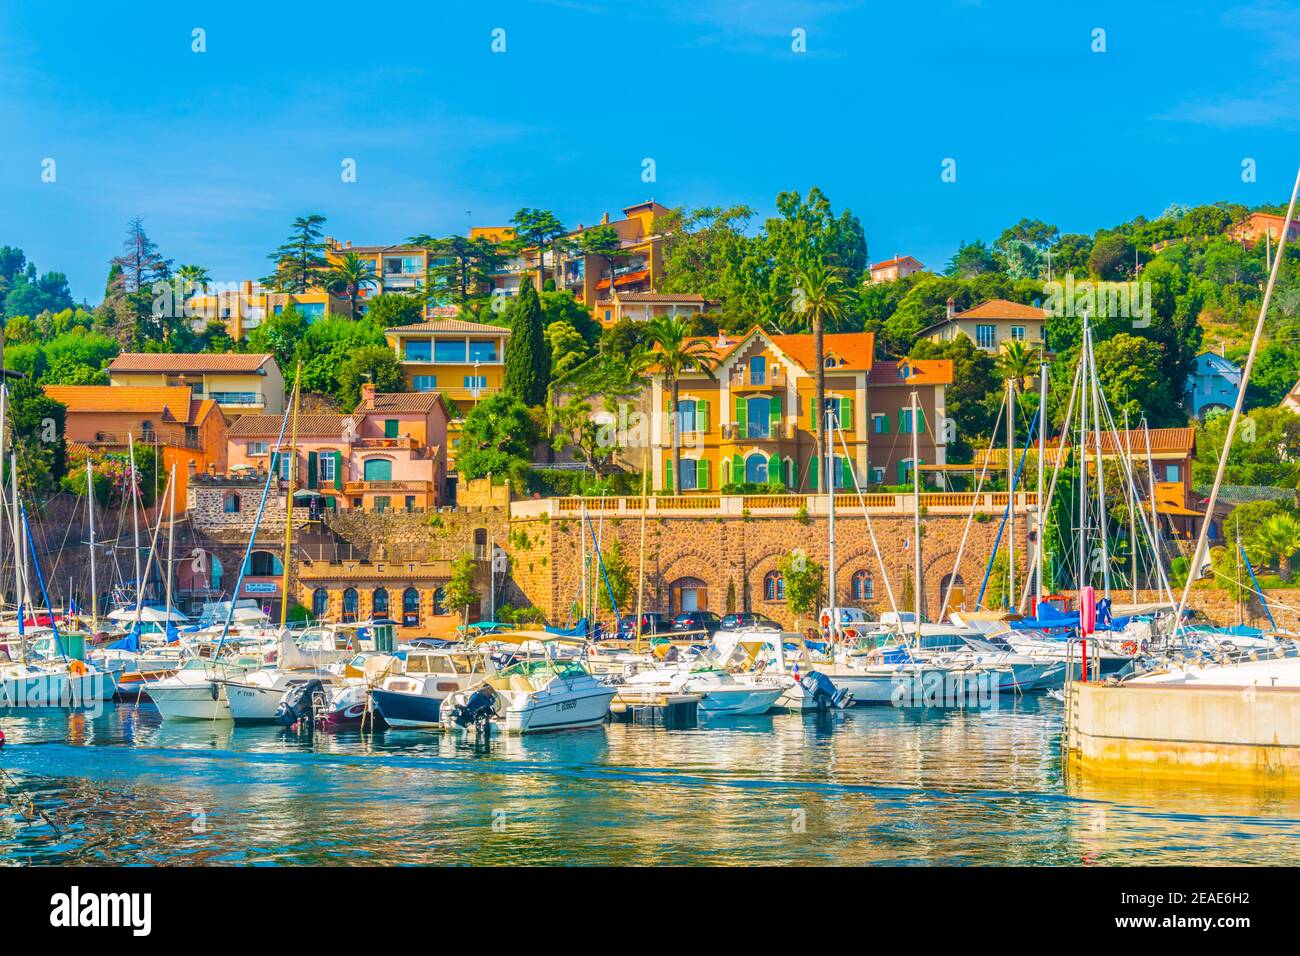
[0, 699, 1298, 864]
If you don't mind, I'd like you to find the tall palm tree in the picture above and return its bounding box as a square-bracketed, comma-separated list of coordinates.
[1246, 513, 1300, 583]
[644, 315, 718, 493]
[998, 339, 1038, 393]
[789, 260, 848, 491]
[175, 263, 211, 319]
[326, 251, 377, 320]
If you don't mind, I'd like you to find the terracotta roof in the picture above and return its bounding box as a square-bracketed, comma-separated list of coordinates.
[228, 414, 347, 438]
[330, 243, 425, 255]
[870, 358, 954, 386]
[368, 392, 447, 414]
[952, 298, 1048, 321]
[108, 353, 274, 374]
[870, 255, 923, 272]
[665, 327, 877, 375]
[614, 292, 713, 304]
[43, 385, 200, 423]
[1043, 427, 1195, 455]
[385, 320, 511, 335]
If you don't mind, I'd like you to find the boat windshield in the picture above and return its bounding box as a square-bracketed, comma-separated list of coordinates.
[497, 658, 588, 681]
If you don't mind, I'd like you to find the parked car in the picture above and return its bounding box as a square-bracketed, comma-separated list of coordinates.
[718, 612, 781, 632]
[617, 612, 672, 639]
[671, 611, 723, 636]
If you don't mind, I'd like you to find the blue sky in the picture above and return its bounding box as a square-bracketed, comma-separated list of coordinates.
[2, 0, 1298, 302]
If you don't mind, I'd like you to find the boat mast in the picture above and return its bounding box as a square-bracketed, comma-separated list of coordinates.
[279, 365, 302, 628]
[128, 434, 142, 610]
[1124, 408, 1137, 603]
[910, 389, 922, 629]
[165, 462, 176, 621]
[826, 404, 837, 643]
[0, 384, 6, 614]
[86, 459, 98, 630]
[1036, 361, 1046, 608]
[634, 465, 648, 654]
[1088, 329, 1112, 598]
[1006, 377, 1015, 608]
[11, 453, 26, 662]
[1077, 315, 1089, 594]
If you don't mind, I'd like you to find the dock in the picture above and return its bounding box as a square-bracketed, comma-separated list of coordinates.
[609, 690, 701, 728]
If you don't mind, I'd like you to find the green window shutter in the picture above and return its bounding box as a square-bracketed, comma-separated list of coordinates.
[916, 407, 926, 433]
[270, 451, 280, 477]
[307, 451, 318, 489]
[733, 453, 743, 482]
[698, 459, 709, 490]
[768, 453, 779, 484]
[809, 456, 819, 492]
[898, 460, 908, 485]
[839, 457, 853, 489]
[840, 396, 853, 428]
[333, 451, 344, 491]
[769, 395, 782, 433]
[384, 419, 399, 438]
[734, 397, 747, 436]
[664, 460, 674, 493]
[696, 400, 708, 433]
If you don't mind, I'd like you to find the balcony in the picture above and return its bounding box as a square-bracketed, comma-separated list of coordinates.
[729, 368, 787, 392]
[354, 437, 420, 452]
[719, 422, 794, 442]
[91, 431, 204, 452]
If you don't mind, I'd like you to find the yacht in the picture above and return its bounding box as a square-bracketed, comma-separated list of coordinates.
[619, 663, 784, 715]
[369, 647, 497, 729]
[142, 655, 262, 721]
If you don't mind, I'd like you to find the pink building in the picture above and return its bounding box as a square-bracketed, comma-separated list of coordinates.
[224, 385, 450, 511]
[869, 255, 925, 283]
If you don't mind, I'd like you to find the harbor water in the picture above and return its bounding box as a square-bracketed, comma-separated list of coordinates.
[2, 697, 1299, 865]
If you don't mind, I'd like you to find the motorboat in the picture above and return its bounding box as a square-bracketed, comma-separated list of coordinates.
[369, 647, 497, 729]
[709, 629, 850, 710]
[619, 662, 784, 715]
[142, 655, 262, 721]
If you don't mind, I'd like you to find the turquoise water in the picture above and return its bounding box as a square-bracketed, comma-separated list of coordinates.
[1, 698, 1299, 865]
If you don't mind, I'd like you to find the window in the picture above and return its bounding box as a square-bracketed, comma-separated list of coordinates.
[210, 391, 259, 406]
[746, 397, 771, 438]
[1164, 464, 1180, 483]
[374, 496, 391, 512]
[871, 467, 885, 484]
[976, 324, 997, 350]
[463, 375, 487, 390]
[404, 340, 432, 362]
[677, 399, 697, 434]
[432, 587, 447, 616]
[363, 458, 393, 481]
[833, 456, 853, 489]
[245, 551, 283, 576]
[435, 339, 468, 363]
[342, 587, 359, 623]
[852, 571, 874, 601]
[372, 588, 389, 618]
[384, 255, 421, 275]
[318, 454, 336, 482]
[312, 588, 329, 619]
[763, 571, 786, 602]
[294, 301, 326, 319]
[749, 355, 767, 385]
[1010, 325, 1026, 341]
[384, 419, 400, 439]
[403, 587, 421, 626]
[468, 339, 498, 362]
[872, 413, 888, 434]
[745, 454, 768, 484]
[405, 495, 416, 512]
[223, 493, 240, 513]
[247, 441, 269, 457]
[679, 459, 698, 491]
[413, 375, 438, 391]
[276, 451, 292, 480]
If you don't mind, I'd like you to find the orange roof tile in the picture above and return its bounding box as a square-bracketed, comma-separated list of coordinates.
[386, 320, 510, 335]
[870, 255, 923, 272]
[952, 298, 1048, 321]
[43, 385, 201, 423]
[109, 353, 274, 374]
[870, 358, 953, 386]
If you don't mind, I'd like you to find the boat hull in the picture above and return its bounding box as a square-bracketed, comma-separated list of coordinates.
[370, 688, 444, 728]
[146, 682, 231, 721]
[696, 686, 783, 715]
[502, 687, 616, 733]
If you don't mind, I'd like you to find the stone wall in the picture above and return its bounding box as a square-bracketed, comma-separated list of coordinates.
[504, 510, 1031, 628]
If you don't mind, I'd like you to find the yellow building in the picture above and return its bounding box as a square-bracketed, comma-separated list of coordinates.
[184, 280, 348, 342]
[920, 298, 1048, 352]
[647, 327, 952, 492]
[108, 352, 286, 417]
[323, 238, 450, 314]
[384, 319, 511, 412]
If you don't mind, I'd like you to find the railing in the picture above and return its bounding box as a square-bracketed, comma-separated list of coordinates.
[344, 480, 435, 494]
[354, 437, 419, 451]
[729, 369, 788, 391]
[514, 491, 1040, 520]
[91, 431, 204, 452]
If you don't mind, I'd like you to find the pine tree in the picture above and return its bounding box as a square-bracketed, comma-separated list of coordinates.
[503, 280, 549, 406]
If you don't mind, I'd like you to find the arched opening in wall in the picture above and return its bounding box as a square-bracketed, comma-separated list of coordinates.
[342, 587, 359, 623]
[939, 573, 966, 618]
[474, 527, 488, 559]
[372, 587, 389, 619]
[763, 570, 785, 602]
[744, 453, 768, 484]
[312, 587, 329, 619]
[244, 550, 283, 577]
[432, 587, 447, 615]
[403, 587, 421, 627]
[669, 576, 708, 614]
[851, 570, 874, 602]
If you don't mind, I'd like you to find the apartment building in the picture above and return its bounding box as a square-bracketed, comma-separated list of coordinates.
[108, 352, 285, 417]
[184, 280, 349, 341]
[383, 319, 510, 411]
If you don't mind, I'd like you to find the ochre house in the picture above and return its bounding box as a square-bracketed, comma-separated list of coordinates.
[920, 298, 1048, 352]
[46, 384, 227, 515]
[224, 385, 450, 511]
[647, 327, 952, 493]
[184, 280, 349, 342]
[108, 352, 285, 417]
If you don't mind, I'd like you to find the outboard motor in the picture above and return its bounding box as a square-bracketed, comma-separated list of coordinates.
[800, 671, 851, 710]
[451, 685, 497, 735]
[276, 679, 324, 728]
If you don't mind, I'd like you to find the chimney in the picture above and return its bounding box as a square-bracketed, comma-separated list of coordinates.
[360, 382, 376, 409]
[946, 297, 956, 320]
[601, 212, 610, 225]
[241, 280, 252, 296]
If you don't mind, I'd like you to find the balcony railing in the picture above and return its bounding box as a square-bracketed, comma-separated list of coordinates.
[515, 491, 1040, 520]
[343, 480, 435, 494]
[729, 369, 788, 391]
[719, 422, 797, 441]
[91, 431, 204, 452]
[354, 437, 420, 451]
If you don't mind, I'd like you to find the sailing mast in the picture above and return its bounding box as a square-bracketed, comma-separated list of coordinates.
[279, 365, 302, 628]
[1006, 377, 1015, 607]
[164, 462, 176, 625]
[826, 404, 837, 643]
[634, 465, 648, 655]
[86, 460, 98, 630]
[128, 434, 142, 611]
[910, 389, 922, 630]
[1076, 315, 1089, 595]
[1036, 362, 1047, 608]
[1088, 329, 1112, 598]
[1124, 409, 1137, 603]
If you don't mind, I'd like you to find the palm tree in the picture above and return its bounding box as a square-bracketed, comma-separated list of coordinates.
[998, 339, 1038, 393]
[1246, 514, 1300, 583]
[325, 251, 377, 319]
[789, 261, 848, 491]
[644, 316, 718, 493]
[175, 263, 211, 321]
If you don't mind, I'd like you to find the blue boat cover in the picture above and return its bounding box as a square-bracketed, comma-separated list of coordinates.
[546, 618, 589, 637]
[107, 631, 141, 651]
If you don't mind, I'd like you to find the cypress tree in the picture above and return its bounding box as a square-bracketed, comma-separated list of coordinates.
[503, 279, 549, 406]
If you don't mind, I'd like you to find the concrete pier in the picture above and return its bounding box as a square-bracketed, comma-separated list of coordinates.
[1067, 681, 1300, 788]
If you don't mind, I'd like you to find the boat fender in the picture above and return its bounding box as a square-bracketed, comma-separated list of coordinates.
[1121, 641, 1138, 656]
